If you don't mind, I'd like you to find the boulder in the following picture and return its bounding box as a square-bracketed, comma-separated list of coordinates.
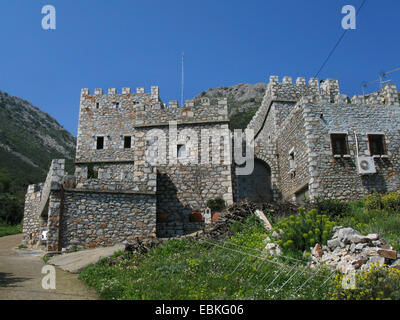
[312, 244, 323, 257]
[390, 259, 400, 269]
[336, 228, 361, 244]
[351, 235, 369, 244]
[366, 234, 379, 241]
[377, 248, 397, 260]
[327, 238, 341, 249]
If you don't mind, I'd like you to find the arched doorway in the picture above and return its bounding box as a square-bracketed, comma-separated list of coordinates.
[237, 158, 273, 203]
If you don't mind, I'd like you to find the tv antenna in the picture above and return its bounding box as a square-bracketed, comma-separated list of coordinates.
[181, 52, 184, 106]
[361, 66, 400, 94]
[379, 67, 400, 89]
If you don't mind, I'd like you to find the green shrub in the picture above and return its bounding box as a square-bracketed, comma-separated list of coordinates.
[206, 198, 226, 213]
[364, 191, 400, 213]
[0, 223, 22, 237]
[364, 192, 384, 211]
[313, 198, 351, 219]
[0, 194, 23, 225]
[381, 191, 400, 213]
[330, 265, 400, 300]
[272, 208, 336, 256]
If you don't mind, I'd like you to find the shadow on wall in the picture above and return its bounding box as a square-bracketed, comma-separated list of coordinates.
[237, 158, 273, 203]
[156, 172, 204, 237]
[361, 171, 388, 194]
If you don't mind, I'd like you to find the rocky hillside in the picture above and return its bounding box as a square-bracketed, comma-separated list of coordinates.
[192, 83, 268, 130]
[0, 90, 76, 198]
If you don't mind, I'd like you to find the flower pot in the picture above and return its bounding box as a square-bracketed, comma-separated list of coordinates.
[212, 212, 220, 223]
[190, 211, 203, 222]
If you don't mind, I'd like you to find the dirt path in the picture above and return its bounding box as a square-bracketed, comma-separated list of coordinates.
[0, 234, 98, 300]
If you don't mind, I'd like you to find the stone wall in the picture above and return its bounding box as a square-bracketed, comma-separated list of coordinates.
[246, 76, 400, 203]
[76, 87, 228, 163]
[276, 105, 310, 200]
[134, 122, 234, 236]
[74, 162, 156, 194]
[22, 184, 43, 246]
[60, 191, 156, 249]
[302, 101, 400, 200]
[22, 159, 65, 248]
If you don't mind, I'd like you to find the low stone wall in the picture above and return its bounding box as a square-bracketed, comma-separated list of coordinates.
[60, 190, 156, 249]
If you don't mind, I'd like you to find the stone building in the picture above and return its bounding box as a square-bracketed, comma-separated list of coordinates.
[23, 86, 234, 250]
[22, 76, 400, 251]
[240, 75, 400, 203]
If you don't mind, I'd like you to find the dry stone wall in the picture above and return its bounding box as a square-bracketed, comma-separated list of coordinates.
[60, 191, 156, 249]
[22, 184, 43, 246]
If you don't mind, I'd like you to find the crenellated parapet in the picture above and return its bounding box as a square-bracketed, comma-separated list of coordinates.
[293, 83, 399, 110]
[265, 75, 321, 102]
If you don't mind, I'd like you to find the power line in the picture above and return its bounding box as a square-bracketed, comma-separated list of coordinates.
[314, 0, 367, 78]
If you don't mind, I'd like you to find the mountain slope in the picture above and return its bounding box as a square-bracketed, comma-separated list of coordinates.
[192, 83, 268, 130]
[0, 90, 76, 198]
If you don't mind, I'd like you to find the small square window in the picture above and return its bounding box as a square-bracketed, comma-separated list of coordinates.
[330, 134, 349, 156]
[124, 136, 131, 149]
[96, 137, 104, 150]
[368, 134, 386, 156]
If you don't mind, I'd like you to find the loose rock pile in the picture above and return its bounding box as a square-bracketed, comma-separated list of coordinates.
[309, 226, 400, 274]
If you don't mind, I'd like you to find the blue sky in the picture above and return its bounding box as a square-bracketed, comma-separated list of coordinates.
[0, 0, 399, 136]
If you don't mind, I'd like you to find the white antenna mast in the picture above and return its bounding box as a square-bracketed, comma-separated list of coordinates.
[181, 52, 184, 106]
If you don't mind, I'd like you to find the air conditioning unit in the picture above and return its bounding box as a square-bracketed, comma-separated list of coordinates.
[356, 156, 376, 175]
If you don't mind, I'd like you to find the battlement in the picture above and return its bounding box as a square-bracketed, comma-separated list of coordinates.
[81, 86, 160, 98]
[266, 75, 322, 102]
[294, 82, 399, 108]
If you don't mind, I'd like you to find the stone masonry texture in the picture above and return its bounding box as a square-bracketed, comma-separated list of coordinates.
[22, 77, 400, 250]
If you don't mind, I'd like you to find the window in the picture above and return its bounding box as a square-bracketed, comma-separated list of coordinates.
[96, 102, 99, 109]
[177, 144, 186, 159]
[124, 136, 131, 149]
[289, 149, 296, 178]
[96, 136, 104, 150]
[330, 134, 349, 156]
[115, 102, 120, 109]
[368, 134, 386, 156]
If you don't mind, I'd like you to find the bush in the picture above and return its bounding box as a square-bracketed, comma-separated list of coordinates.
[206, 198, 226, 213]
[381, 191, 400, 213]
[272, 208, 336, 256]
[313, 198, 351, 220]
[0, 193, 23, 225]
[364, 192, 384, 211]
[330, 265, 400, 300]
[0, 224, 22, 237]
[364, 191, 400, 213]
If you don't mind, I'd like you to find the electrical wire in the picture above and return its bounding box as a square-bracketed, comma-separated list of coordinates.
[314, 0, 367, 78]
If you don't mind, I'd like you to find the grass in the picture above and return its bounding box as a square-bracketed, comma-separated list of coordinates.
[79, 216, 335, 300]
[79, 192, 400, 300]
[0, 223, 22, 237]
[340, 201, 400, 251]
